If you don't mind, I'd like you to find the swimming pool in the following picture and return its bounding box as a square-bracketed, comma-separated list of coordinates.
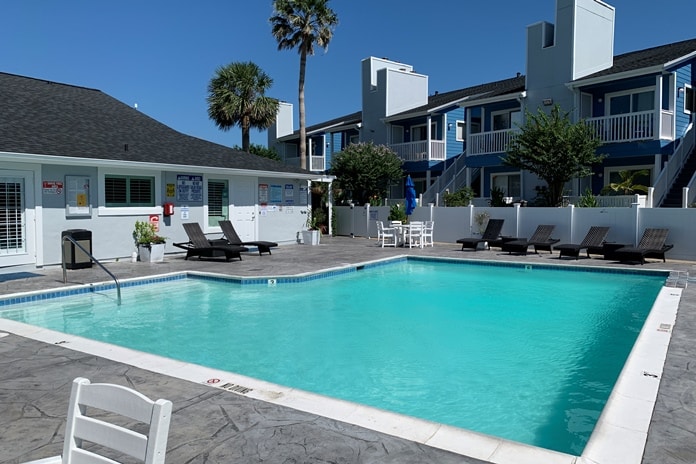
[0, 258, 667, 456]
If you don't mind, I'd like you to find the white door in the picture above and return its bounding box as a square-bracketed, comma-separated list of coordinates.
[230, 177, 256, 241]
[0, 171, 36, 267]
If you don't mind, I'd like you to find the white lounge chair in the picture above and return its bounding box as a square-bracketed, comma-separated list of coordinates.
[24, 377, 172, 464]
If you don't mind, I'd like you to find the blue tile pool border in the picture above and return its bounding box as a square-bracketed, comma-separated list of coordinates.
[0, 256, 671, 308]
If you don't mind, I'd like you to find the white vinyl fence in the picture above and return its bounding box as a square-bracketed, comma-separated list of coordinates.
[334, 204, 696, 262]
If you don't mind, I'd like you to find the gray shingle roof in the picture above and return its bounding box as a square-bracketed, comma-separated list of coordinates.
[390, 75, 527, 118]
[575, 37, 696, 81]
[279, 110, 363, 140]
[0, 72, 310, 175]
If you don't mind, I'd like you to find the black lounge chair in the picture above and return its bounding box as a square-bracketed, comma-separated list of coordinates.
[456, 219, 504, 251]
[501, 224, 559, 255]
[219, 220, 278, 255]
[173, 223, 248, 261]
[556, 226, 610, 260]
[613, 228, 673, 264]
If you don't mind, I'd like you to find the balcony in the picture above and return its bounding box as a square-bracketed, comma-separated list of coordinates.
[388, 140, 446, 162]
[467, 129, 517, 156]
[585, 110, 673, 143]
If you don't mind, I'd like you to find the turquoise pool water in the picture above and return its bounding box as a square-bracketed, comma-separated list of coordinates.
[0, 260, 665, 455]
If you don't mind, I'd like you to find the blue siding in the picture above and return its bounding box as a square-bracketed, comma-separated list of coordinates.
[444, 106, 465, 159]
[674, 62, 693, 138]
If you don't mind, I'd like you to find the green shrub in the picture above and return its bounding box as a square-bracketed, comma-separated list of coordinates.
[576, 187, 599, 207]
[443, 187, 475, 206]
[489, 186, 506, 207]
[388, 203, 408, 222]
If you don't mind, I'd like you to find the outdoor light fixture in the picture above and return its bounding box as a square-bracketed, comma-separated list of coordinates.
[447, 123, 452, 130]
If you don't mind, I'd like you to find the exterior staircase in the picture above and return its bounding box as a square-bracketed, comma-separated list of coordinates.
[421, 154, 478, 205]
[660, 145, 696, 207]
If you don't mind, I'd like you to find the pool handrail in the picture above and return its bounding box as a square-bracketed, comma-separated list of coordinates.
[61, 235, 122, 305]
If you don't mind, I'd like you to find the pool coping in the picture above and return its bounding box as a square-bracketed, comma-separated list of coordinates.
[0, 256, 682, 464]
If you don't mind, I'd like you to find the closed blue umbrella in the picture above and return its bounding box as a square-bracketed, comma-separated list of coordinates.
[405, 175, 417, 216]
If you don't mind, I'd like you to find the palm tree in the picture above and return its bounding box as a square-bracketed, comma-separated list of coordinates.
[207, 61, 279, 152]
[270, 0, 338, 170]
[601, 169, 650, 195]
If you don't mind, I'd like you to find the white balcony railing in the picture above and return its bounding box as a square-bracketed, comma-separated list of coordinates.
[467, 129, 517, 156]
[585, 111, 664, 143]
[388, 140, 446, 162]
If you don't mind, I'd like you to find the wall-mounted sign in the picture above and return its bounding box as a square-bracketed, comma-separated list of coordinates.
[42, 180, 63, 195]
[176, 175, 203, 202]
[270, 184, 282, 203]
[299, 185, 308, 206]
[149, 214, 160, 232]
[284, 184, 294, 204]
[166, 183, 176, 198]
[65, 176, 91, 217]
[259, 183, 269, 204]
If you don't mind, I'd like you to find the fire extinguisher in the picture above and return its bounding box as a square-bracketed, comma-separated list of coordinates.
[163, 202, 174, 217]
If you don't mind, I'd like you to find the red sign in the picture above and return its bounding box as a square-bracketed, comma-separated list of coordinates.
[149, 214, 160, 232]
[42, 180, 63, 194]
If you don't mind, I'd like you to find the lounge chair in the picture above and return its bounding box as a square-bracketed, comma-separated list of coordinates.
[612, 228, 673, 264]
[174, 223, 248, 261]
[456, 219, 504, 251]
[219, 220, 278, 255]
[22, 377, 172, 464]
[501, 224, 559, 255]
[555, 226, 610, 260]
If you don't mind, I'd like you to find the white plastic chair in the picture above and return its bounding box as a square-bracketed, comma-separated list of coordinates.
[24, 377, 172, 464]
[422, 221, 435, 247]
[376, 221, 397, 247]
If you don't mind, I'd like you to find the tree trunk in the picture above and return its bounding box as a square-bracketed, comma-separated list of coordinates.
[241, 115, 250, 152]
[298, 48, 308, 170]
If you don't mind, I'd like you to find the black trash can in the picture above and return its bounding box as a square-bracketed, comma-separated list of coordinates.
[62, 229, 92, 269]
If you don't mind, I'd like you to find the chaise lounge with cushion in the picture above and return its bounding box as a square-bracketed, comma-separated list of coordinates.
[219, 220, 278, 255]
[501, 224, 559, 255]
[174, 223, 248, 261]
[612, 228, 673, 264]
[555, 226, 610, 260]
[456, 219, 504, 251]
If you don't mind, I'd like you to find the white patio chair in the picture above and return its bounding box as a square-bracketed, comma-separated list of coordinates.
[376, 221, 397, 247]
[405, 221, 424, 248]
[422, 221, 435, 247]
[24, 377, 172, 464]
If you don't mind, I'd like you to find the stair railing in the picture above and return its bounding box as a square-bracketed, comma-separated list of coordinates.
[653, 123, 694, 207]
[62, 235, 122, 305]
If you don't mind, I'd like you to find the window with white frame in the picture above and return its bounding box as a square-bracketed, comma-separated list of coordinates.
[207, 179, 228, 227]
[491, 173, 521, 197]
[684, 84, 695, 114]
[491, 110, 521, 131]
[411, 122, 437, 141]
[104, 175, 155, 207]
[607, 88, 655, 115]
[455, 121, 466, 142]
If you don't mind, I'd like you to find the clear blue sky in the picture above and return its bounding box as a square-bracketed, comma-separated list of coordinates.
[3, 0, 693, 149]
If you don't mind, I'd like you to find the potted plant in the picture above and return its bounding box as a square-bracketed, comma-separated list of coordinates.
[301, 210, 321, 245]
[133, 220, 167, 262]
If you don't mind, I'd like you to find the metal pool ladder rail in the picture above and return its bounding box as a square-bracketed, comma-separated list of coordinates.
[61, 235, 122, 305]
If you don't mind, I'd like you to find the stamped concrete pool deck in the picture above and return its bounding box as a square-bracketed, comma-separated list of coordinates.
[1, 236, 694, 463]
